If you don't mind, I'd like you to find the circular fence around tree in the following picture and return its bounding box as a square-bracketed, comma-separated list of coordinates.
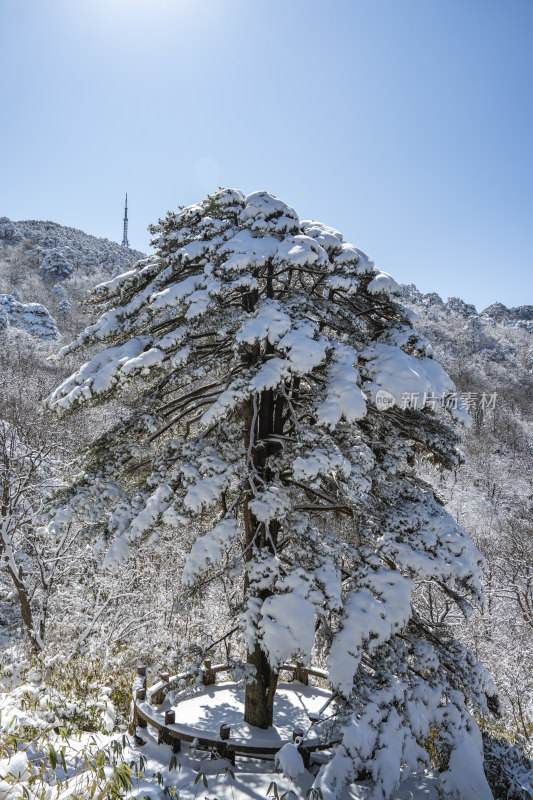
[132, 662, 339, 765]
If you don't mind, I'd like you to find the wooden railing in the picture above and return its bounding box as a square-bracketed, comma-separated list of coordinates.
[134, 660, 328, 707]
[131, 660, 334, 763]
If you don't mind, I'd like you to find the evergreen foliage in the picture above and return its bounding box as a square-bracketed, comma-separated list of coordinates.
[44, 189, 499, 799]
[39, 247, 75, 280]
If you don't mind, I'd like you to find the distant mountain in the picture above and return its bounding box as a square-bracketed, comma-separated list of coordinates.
[400, 283, 533, 330]
[0, 217, 144, 277]
[0, 216, 145, 338]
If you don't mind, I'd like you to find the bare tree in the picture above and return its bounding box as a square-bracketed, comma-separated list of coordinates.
[0, 406, 76, 651]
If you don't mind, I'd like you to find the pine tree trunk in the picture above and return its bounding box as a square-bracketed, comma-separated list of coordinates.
[240, 270, 286, 728]
[242, 491, 280, 728]
[243, 466, 279, 728]
[241, 377, 283, 727]
[244, 642, 278, 728]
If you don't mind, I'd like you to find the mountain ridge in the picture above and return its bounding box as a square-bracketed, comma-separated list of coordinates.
[400, 283, 533, 328]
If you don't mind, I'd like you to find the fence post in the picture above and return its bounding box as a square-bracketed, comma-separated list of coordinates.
[292, 662, 309, 685]
[135, 688, 147, 728]
[220, 723, 231, 740]
[202, 659, 216, 685]
[158, 709, 181, 752]
[152, 671, 170, 705]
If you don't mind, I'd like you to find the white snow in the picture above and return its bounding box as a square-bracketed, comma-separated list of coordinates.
[0, 293, 59, 339]
[237, 300, 292, 346]
[250, 358, 291, 392]
[274, 235, 329, 269]
[259, 593, 315, 668]
[150, 682, 331, 746]
[334, 243, 374, 273]
[241, 191, 298, 224]
[366, 270, 400, 295]
[278, 324, 328, 374]
[275, 742, 305, 779]
[150, 274, 206, 311]
[316, 345, 367, 427]
[182, 518, 241, 585]
[0, 750, 31, 782]
[248, 487, 291, 523]
[362, 342, 456, 409]
[300, 219, 343, 252]
[219, 229, 279, 271]
[102, 482, 174, 567]
[327, 571, 413, 696]
[438, 711, 494, 800]
[47, 337, 151, 410]
[293, 448, 351, 483]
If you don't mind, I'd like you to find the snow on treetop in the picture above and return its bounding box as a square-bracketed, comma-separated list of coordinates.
[242, 190, 298, 223]
[367, 269, 400, 295]
[45, 188, 466, 426]
[300, 219, 343, 251]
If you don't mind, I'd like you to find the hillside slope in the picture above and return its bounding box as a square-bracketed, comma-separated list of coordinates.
[0, 216, 144, 338]
[400, 285, 533, 747]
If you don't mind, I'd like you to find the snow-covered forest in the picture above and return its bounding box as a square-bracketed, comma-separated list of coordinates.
[1, 194, 532, 800]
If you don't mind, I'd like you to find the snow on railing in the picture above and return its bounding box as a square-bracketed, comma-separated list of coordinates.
[138, 660, 328, 708]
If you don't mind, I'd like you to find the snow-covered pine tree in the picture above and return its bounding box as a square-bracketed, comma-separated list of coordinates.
[40, 247, 75, 279]
[0, 293, 59, 339]
[45, 189, 497, 800]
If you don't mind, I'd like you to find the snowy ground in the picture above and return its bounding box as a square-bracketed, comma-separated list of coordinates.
[0, 680, 442, 800]
[0, 726, 440, 800]
[118, 727, 442, 800]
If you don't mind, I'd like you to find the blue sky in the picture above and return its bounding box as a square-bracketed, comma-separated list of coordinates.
[1, 0, 531, 311]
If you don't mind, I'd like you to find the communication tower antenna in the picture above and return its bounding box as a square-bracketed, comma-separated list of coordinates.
[122, 193, 129, 248]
